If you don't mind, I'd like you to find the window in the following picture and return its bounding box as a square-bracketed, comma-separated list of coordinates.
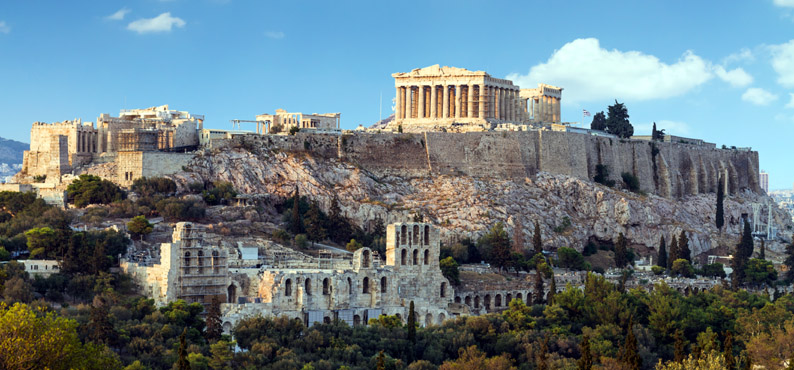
[424, 249, 429, 265]
[440, 282, 447, 298]
[305, 278, 312, 295]
[380, 277, 387, 293]
[412, 249, 418, 265]
[413, 225, 419, 245]
[362, 250, 370, 268]
[363, 277, 370, 294]
[424, 225, 430, 245]
[401, 249, 407, 265]
[400, 225, 407, 244]
[323, 278, 330, 295]
[285, 279, 292, 296]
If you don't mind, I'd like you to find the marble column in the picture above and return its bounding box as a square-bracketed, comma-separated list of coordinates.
[467, 86, 474, 119]
[430, 85, 437, 119]
[405, 86, 413, 119]
[418, 86, 426, 119]
[443, 85, 450, 118]
[508, 90, 515, 122]
[454, 85, 461, 118]
[499, 88, 505, 121]
[396, 87, 403, 119]
[479, 84, 486, 119]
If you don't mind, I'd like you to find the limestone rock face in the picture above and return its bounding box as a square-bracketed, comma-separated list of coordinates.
[170, 148, 793, 259]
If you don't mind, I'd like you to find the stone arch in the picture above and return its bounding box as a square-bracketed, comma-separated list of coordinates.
[413, 225, 420, 245]
[363, 277, 370, 294]
[197, 250, 204, 273]
[184, 252, 191, 266]
[362, 250, 371, 268]
[401, 225, 407, 244]
[323, 278, 331, 295]
[353, 315, 361, 326]
[495, 294, 502, 307]
[440, 282, 447, 298]
[425, 313, 433, 327]
[227, 284, 237, 304]
[465, 296, 471, 306]
[438, 313, 445, 325]
[506, 293, 512, 304]
[454, 296, 461, 303]
[474, 296, 480, 309]
[381, 276, 387, 293]
[222, 322, 232, 334]
[424, 225, 430, 245]
[424, 249, 429, 265]
[347, 277, 352, 294]
[516, 292, 523, 303]
[484, 294, 491, 310]
[305, 278, 312, 295]
[285, 278, 292, 296]
[323, 317, 331, 324]
[413, 249, 418, 265]
[401, 249, 407, 265]
[526, 292, 532, 304]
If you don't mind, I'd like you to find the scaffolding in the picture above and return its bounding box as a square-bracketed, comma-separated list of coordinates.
[751, 202, 775, 240]
[175, 223, 228, 306]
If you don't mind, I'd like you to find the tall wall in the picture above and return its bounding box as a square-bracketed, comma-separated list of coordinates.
[244, 130, 760, 197]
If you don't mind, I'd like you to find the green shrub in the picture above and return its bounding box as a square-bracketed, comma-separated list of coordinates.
[621, 172, 641, 193]
[557, 247, 586, 270]
[651, 265, 665, 275]
[671, 258, 694, 278]
[67, 175, 125, 208]
[132, 177, 177, 197]
[594, 164, 615, 187]
[289, 126, 300, 135]
[202, 181, 237, 206]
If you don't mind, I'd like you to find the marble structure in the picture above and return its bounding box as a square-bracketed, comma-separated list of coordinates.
[256, 109, 341, 134]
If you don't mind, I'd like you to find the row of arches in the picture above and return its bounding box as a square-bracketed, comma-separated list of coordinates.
[396, 224, 431, 247]
[455, 291, 534, 311]
[399, 248, 430, 266]
[183, 250, 222, 275]
[284, 276, 391, 297]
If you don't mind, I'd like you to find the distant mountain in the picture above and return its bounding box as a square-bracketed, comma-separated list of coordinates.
[0, 137, 27, 164]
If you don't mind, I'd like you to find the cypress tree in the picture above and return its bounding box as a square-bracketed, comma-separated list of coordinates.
[614, 233, 629, 268]
[667, 236, 678, 270]
[620, 317, 642, 370]
[407, 301, 416, 344]
[716, 176, 725, 233]
[577, 335, 593, 370]
[652, 122, 658, 141]
[533, 220, 543, 256]
[657, 235, 667, 268]
[739, 219, 754, 259]
[732, 219, 754, 288]
[724, 331, 735, 370]
[205, 296, 223, 342]
[785, 239, 794, 283]
[534, 269, 545, 305]
[175, 328, 191, 370]
[290, 186, 303, 235]
[759, 239, 766, 260]
[678, 230, 691, 262]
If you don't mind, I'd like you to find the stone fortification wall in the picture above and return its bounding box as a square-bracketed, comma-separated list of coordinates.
[246, 130, 759, 197]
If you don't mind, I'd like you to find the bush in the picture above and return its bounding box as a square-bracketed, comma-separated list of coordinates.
[131, 177, 177, 197]
[621, 172, 640, 193]
[156, 199, 206, 221]
[439, 257, 460, 285]
[273, 229, 291, 244]
[594, 164, 615, 187]
[553, 216, 572, 233]
[294, 234, 308, 249]
[671, 258, 695, 278]
[346, 239, 364, 252]
[582, 241, 598, 256]
[270, 123, 283, 134]
[67, 175, 125, 208]
[289, 126, 300, 135]
[202, 181, 237, 206]
[698, 263, 726, 278]
[127, 216, 153, 239]
[651, 265, 665, 275]
[557, 247, 586, 270]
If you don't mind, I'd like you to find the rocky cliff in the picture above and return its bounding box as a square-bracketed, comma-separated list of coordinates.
[169, 141, 792, 260]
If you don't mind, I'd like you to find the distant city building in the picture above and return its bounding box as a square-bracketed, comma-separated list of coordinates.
[760, 170, 768, 193]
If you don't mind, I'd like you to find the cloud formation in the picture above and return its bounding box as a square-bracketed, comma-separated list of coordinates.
[127, 12, 185, 34]
[106, 8, 131, 21]
[265, 31, 284, 39]
[774, 0, 794, 7]
[0, 21, 10, 34]
[741, 87, 778, 105]
[770, 39, 794, 87]
[714, 66, 753, 87]
[506, 38, 726, 103]
[785, 93, 794, 108]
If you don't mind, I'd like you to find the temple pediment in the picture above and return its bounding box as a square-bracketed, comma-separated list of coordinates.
[392, 64, 489, 78]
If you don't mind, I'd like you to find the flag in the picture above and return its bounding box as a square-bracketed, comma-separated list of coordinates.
[583, 109, 591, 117]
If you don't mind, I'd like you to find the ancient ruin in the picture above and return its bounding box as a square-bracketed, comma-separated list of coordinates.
[389, 65, 562, 132]
[255, 109, 341, 134]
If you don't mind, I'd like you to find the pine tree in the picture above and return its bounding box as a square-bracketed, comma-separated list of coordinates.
[590, 111, 607, 131]
[652, 122, 658, 141]
[614, 233, 629, 268]
[657, 235, 668, 268]
[205, 296, 223, 342]
[175, 328, 191, 370]
[577, 335, 593, 370]
[724, 331, 735, 370]
[304, 201, 327, 245]
[620, 317, 642, 370]
[534, 269, 545, 305]
[678, 231, 691, 262]
[785, 239, 794, 283]
[667, 236, 678, 270]
[533, 221, 543, 256]
[759, 239, 766, 260]
[673, 330, 686, 363]
[88, 303, 114, 345]
[290, 186, 303, 235]
[606, 100, 634, 139]
[716, 176, 725, 233]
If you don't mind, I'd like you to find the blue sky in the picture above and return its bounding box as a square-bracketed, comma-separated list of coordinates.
[1, 1, 794, 189]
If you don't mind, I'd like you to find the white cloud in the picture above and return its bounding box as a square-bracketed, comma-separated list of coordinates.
[634, 120, 691, 136]
[722, 48, 754, 64]
[714, 66, 753, 87]
[127, 12, 185, 34]
[785, 93, 794, 108]
[741, 87, 778, 105]
[770, 39, 794, 87]
[506, 38, 714, 103]
[774, 0, 794, 7]
[265, 31, 284, 39]
[106, 8, 131, 21]
[0, 21, 10, 34]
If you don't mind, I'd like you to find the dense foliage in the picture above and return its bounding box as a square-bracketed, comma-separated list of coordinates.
[67, 174, 126, 208]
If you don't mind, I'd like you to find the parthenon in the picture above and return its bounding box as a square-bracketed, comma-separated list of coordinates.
[389, 65, 562, 132]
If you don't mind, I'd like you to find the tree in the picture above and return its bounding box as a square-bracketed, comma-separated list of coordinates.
[290, 186, 303, 235]
[126, 216, 153, 240]
[759, 239, 765, 260]
[716, 176, 725, 233]
[668, 236, 679, 270]
[652, 122, 666, 141]
[407, 301, 416, 345]
[91, 242, 111, 274]
[548, 273, 557, 305]
[785, 239, 794, 283]
[478, 222, 511, 269]
[657, 236, 668, 269]
[671, 259, 695, 278]
[678, 231, 691, 262]
[202, 181, 237, 206]
[699, 263, 726, 278]
[620, 317, 642, 370]
[557, 247, 586, 270]
[205, 296, 222, 342]
[88, 302, 114, 345]
[175, 328, 191, 370]
[533, 221, 543, 256]
[66, 174, 125, 208]
[439, 257, 460, 285]
[345, 239, 363, 252]
[376, 350, 386, 370]
[594, 164, 616, 187]
[534, 269, 545, 305]
[606, 100, 634, 138]
[614, 233, 629, 268]
[656, 352, 727, 370]
[577, 334, 593, 370]
[724, 331, 735, 370]
[674, 330, 686, 363]
[743, 258, 777, 287]
[209, 340, 235, 370]
[25, 227, 59, 259]
[652, 122, 658, 141]
[590, 111, 607, 131]
[732, 219, 754, 287]
[304, 201, 327, 245]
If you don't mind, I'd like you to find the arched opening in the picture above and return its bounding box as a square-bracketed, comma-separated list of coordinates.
[323, 278, 330, 295]
[465, 296, 472, 306]
[424, 249, 429, 265]
[412, 249, 418, 265]
[526, 292, 532, 304]
[425, 313, 433, 327]
[495, 294, 502, 307]
[484, 295, 491, 310]
[222, 322, 232, 334]
[305, 278, 312, 295]
[401, 249, 407, 265]
[227, 284, 237, 304]
[413, 225, 419, 245]
[184, 252, 191, 266]
[454, 296, 461, 303]
[516, 293, 523, 303]
[212, 250, 220, 274]
[474, 296, 480, 308]
[197, 250, 204, 274]
[424, 225, 430, 245]
[380, 277, 387, 293]
[362, 250, 371, 268]
[438, 313, 445, 325]
[285, 278, 292, 296]
[353, 315, 361, 326]
[506, 293, 512, 304]
[362, 277, 370, 294]
[347, 277, 352, 294]
[440, 282, 447, 298]
[323, 317, 331, 324]
[400, 225, 407, 244]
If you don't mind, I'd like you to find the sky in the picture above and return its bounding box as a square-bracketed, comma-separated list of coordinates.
[1, 1, 794, 189]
